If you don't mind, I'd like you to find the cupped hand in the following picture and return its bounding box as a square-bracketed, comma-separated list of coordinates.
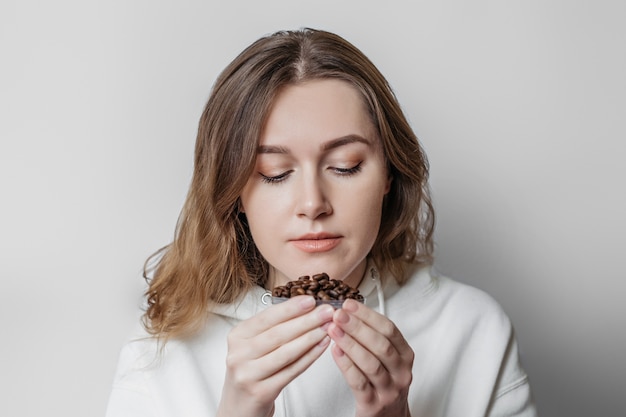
[216, 296, 335, 417]
[328, 299, 414, 417]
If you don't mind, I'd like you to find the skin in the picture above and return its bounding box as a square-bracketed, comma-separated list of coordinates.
[217, 79, 414, 417]
[240, 78, 390, 291]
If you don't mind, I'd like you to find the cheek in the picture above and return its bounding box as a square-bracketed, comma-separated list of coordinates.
[240, 181, 268, 215]
[342, 180, 387, 234]
[240, 184, 289, 237]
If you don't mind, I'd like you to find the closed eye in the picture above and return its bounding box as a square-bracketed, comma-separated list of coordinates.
[332, 161, 363, 176]
[260, 170, 292, 184]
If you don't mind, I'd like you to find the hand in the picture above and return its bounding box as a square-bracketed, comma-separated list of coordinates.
[328, 299, 414, 417]
[217, 296, 334, 417]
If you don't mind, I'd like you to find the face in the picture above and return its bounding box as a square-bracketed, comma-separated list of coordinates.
[240, 79, 391, 289]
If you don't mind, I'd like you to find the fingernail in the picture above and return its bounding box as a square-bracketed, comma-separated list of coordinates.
[335, 309, 350, 324]
[299, 296, 315, 309]
[343, 299, 359, 312]
[318, 335, 330, 348]
[318, 305, 335, 321]
[330, 324, 345, 338]
[333, 344, 345, 357]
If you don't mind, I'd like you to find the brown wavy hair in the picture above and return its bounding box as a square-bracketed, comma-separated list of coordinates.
[143, 28, 435, 339]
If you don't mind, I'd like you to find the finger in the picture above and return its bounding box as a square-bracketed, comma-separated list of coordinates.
[248, 305, 334, 363]
[333, 306, 400, 373]
[252, 304, 334, 359]
[329, 334, 376, 404]
[234, 296, 316, 336]
[328, 321, 393, 388]
[260, 331, 332, 388]
[223, 332, 331, 409]
[341, 300, 413, 361]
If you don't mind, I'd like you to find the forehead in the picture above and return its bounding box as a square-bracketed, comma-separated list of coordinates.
[260, 79, 375, 146]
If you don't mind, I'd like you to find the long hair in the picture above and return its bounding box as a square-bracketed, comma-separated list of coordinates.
[143, 28, 435, 339]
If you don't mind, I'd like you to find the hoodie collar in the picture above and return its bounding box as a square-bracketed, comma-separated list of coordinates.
[208, 285, 268, 321]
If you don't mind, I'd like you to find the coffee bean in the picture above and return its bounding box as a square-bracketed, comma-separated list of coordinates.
[272, 273, 364, 302]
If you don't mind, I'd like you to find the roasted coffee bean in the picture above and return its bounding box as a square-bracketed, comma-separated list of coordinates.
[272, 273, 364, 302]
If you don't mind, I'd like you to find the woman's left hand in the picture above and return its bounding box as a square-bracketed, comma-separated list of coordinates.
[327, 299, 414, 417]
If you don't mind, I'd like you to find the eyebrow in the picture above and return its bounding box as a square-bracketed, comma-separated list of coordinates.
[322, 135, 372, 151]
[256, 134, 372, 154]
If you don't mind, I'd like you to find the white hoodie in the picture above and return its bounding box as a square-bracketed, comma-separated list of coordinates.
[106, 263, 537, 416]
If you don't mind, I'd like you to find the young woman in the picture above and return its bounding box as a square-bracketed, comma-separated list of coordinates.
[106, 28, 537, 417]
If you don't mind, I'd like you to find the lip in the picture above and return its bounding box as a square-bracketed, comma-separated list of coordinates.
[290, 233, 342, 253]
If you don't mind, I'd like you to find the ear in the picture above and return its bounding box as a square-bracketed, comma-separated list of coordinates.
[236, 198, 245, 214]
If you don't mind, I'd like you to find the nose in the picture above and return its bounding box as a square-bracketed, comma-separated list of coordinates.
[296, 174, 332, 219]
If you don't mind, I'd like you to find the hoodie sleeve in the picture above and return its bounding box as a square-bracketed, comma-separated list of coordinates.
[105, 342, 159, 417]
[487, 326, 537, 417]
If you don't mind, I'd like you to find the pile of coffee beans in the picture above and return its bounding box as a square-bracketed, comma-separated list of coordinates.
[272, 272, 364, 302]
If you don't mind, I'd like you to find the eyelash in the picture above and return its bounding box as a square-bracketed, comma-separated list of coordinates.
[333, 161, 363, 176]
[260, 170, 292, 184]
[260, 162, 363, 184]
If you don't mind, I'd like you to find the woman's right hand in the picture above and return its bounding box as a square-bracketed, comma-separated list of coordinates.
[216, 296, 334, 417]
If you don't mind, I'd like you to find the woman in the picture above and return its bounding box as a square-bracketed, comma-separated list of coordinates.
[106, 28, 536, 417]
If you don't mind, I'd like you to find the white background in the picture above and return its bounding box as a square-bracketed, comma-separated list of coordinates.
[1, 1, 625, 416]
